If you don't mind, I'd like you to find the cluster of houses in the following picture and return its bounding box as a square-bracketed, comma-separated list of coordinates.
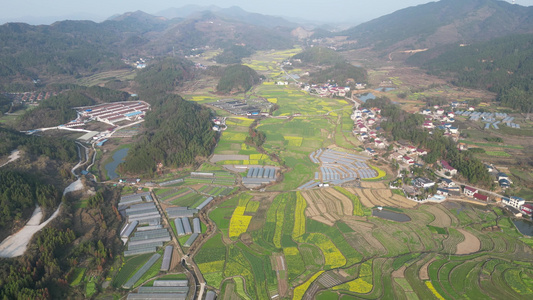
[421, 106, 459, 137]
[388, 144, 428, 166]
[501, 196, 531, 217]
[302, 84, 351, 97]
[351, 108, 390, 152]
[211, 117, 227, 132]
[5, 91, 57, 104]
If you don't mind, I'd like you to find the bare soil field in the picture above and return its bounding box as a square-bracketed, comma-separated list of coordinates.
[419, 257, 437, 280]
[424, 205, 452, 227]
[324, 188, 354, 215]
[345, 188, 374, 207]
[360, 182, 387, 189]
[455, 228, 481, 255]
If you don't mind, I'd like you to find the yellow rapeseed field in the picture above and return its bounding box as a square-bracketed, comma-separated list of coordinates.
[293, 271, 324, 300]
[305, 233, 346, 269]
[229, 206, 252, 238]
[292, 192, 307, 242]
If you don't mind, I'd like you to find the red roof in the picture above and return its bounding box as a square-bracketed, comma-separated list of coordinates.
[441, 160, 456, 171]
[464, 186, 478, 193]
[473, 193, 488, 201]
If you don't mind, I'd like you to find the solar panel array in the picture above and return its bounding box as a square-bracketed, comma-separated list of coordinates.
[299, 149, 377, 189]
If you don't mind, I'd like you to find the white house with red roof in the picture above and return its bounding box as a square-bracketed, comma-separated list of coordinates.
[473, 193, 489, 201]
[416, 149, 428, 156]
[464, 186, 478, 197]
[521, 204, 533, 216]
[441, 160, 457, 176]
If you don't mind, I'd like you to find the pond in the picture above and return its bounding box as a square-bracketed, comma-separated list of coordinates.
[105, 148, 129, 180]
[372, 209, 411, 222]
[375, 87, 396, 92]
[355, 92, 376, 103]
[513, 219, 533, 236]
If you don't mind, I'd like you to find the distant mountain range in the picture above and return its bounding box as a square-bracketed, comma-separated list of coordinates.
[337, 0, 533, 52]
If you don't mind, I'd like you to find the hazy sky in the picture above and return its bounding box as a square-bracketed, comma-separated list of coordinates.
[1, 0, 531, 25]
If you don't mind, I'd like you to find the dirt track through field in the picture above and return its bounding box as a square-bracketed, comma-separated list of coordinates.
[455, 228, 481, 254]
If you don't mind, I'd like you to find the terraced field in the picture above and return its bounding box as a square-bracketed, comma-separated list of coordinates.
[184, 47, 533, 300]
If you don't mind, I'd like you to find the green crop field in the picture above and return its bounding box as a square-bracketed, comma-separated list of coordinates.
[112, 46, 533, 300]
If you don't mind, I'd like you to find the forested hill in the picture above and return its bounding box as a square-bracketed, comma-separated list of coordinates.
[0, 170, 61, 232]
[122, 94, 216, 175]
[216, 65, 261, 94]
[17, 85, 130, 130]
[292, 47, 346, 66]
[122, 57, 216, 175]
[0, 126, 77, 162]
[338, 0, 533, 52]
[407, 33, 533, 112]
[153, 12, 294, 54]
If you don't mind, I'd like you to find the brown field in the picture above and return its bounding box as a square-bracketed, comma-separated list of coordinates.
[323, 188, 354, 216]
[360, 182, 387, 189]
[419, 257, 437, 280]
[301, 188, 358, 226]
[345, 188, 374, 207]
[455, 228, 481, 255]
[392, 265, 406, 278]
[391, 194, 418, 208]
[424, 205, 452, 227]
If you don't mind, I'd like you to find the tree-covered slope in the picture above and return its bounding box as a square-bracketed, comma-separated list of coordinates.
[408, 33, 533, 112]
[122, 94, 216, 175]
[17, 85, 130, 130]
[216, 64, 261, 94]
[339, 0, 533, 51]
[292, 47, 346, 66]
[309, 62, 368, 86]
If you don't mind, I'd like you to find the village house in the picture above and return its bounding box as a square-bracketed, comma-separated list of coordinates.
[473, 193, 489, 201]
[441, 160, 457, 176]
[414, 177, 435, 188]
[464, 186, 478, 197]
[520, 204, 533, 217]
[440, 178, 455, 187]
[501, 196, 525, 209]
